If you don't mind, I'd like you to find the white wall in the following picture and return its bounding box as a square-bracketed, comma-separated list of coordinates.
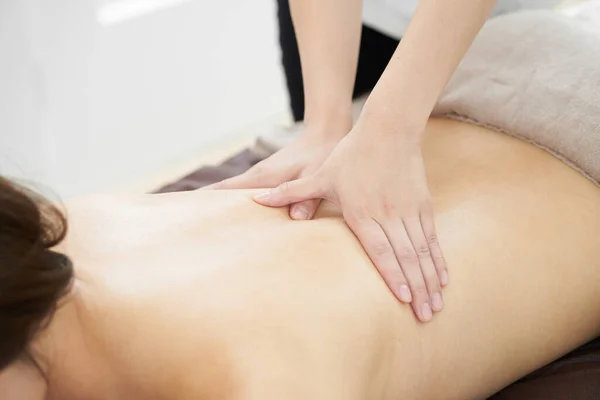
[0, 0, 288, 198]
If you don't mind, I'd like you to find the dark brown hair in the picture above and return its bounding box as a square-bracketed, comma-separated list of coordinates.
[0, 177, 73, 370]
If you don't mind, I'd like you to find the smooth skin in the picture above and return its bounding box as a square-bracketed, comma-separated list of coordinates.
[2, 119, 600, 400]
[212, 0, 499, 322]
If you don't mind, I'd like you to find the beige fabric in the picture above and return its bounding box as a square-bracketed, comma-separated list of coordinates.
[432, 11, 600, 185]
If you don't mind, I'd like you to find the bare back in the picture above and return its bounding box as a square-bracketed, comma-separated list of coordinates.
[48, 118, 600, 400]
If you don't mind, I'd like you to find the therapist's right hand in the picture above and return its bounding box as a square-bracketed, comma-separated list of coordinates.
[208, 126, 348, 219]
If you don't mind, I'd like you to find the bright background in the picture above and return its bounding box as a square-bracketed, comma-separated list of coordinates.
[0, 0, 289, 198]
[1, 0, 590, 198]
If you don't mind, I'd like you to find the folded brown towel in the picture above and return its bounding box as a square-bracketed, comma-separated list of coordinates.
[489, 337, 600, 399]
[154, 149, 262, 193]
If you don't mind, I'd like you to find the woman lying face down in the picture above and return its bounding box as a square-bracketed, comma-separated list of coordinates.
[0, 178, 73, 398]
[1, 117, 599, 400]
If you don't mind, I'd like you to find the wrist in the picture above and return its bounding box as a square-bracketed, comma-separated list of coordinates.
[358, 100, 427, 143]
[304, 104, 353, 141]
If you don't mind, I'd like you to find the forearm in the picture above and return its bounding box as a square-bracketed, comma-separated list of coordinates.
[289, 0, 362, 131]
[361, 0, 497, 136]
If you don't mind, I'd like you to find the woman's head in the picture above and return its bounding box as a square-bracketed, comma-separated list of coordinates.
[0, 177, 73, 370]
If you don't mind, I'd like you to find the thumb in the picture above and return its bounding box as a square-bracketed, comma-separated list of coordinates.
[253, 175, 325, 207]
[290, 199, 321, 220]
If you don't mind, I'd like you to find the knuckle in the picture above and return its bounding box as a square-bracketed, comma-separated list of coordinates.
[425, 232, 439, 245]
[382, 201, 397, 217]
[398, 248, 418, 264]
[312, 169, 325, 182]
[415, 244, 431, 258]
[346, 209, 369, 225]
[278, 181, 292, 192]
[372, 241, 393, 258]
[432, 252, 446, 265]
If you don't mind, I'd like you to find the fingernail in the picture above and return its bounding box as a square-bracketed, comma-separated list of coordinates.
[253, 192, 271, 201]
[431, 292, 444, 312]
[421, 303, 433, 322]
[440, 269, 449, 287]
[398, 285, 412, 303]
[292, 206, 309, 220]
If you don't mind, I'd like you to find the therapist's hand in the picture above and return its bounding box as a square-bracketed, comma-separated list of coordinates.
[252, 120, 448, 322]
[208, 126, 348, 219]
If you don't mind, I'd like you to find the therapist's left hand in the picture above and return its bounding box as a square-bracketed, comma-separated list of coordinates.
[253, 119, 448, 323]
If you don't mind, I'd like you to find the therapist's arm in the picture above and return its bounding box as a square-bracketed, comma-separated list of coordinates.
[289, 0, 363, 134]
[209, 0, 363, 219]
[361, 0, 497, 129]
[253, 0, 498, 322]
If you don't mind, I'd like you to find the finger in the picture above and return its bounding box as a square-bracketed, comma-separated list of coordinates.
[345, 214, 412, 304]
[290, 199, 321, 220]
[208, 170, 268, 190]
[253, 176, 325, 207]
[403, 216, 444, 313]
[420, 208, 448, 287]
[207, 157, 286, 190]
[204, 175, 255, 190]
[380, 219, 433, 322]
